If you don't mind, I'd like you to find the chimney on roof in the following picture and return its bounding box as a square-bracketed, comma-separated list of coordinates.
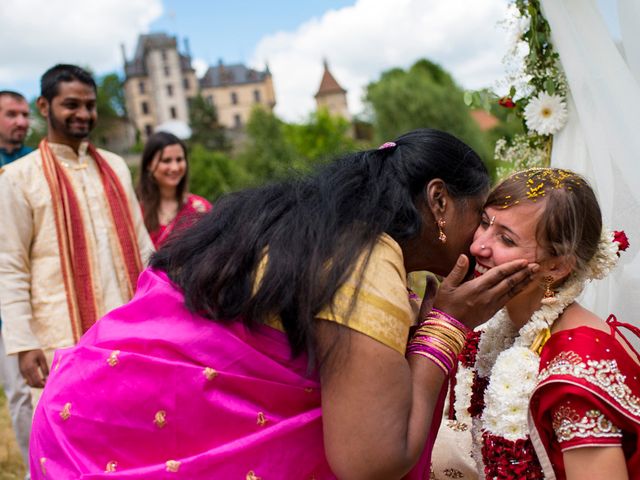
[120, 43, 127, 64]
[184, 37, 191, 57]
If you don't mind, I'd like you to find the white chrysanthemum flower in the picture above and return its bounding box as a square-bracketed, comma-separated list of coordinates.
[524, 91, 568, 135]
[585, 229, 620, 280]
[454, 366, 474, 423]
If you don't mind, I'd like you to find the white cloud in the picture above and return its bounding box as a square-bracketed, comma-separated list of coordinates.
[192, 58, 209, 78]
[251, 0, 510, 122]
[0, 0, 163, 85]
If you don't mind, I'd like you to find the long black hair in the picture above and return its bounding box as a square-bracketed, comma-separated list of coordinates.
[136, 131, 189, 233]
[151, 128, 489, 360]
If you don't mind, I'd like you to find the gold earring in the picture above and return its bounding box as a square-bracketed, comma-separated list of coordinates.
[437, 218, 447, 243]
[541, 275, 557, 304]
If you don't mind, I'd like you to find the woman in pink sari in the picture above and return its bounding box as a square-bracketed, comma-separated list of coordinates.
[137, 131, 211, 248]
[30, 129, 538, 479]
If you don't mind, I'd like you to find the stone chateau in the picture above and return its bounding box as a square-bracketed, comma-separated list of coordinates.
[123, 33, 276, 140]
[122, 32, 350, 141]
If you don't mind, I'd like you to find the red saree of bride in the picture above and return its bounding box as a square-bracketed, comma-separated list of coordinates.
[529, 316, 640, 479]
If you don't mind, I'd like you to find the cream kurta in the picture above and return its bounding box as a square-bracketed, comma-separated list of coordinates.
[0, 141, 153, 355]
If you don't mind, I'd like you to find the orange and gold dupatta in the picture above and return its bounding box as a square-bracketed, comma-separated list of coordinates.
[40, 139, 142, 340]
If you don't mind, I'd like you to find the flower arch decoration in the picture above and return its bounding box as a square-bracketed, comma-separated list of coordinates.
[493, 0, 569, 179]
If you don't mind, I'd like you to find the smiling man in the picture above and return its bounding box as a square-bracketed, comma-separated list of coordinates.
[0, 65, 153, 408]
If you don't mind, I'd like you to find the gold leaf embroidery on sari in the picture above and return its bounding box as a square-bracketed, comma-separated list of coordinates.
[553, 405, 622, 442]
[443, 468, 465, 478]
[40, 457, 47, 475]
[445, 419, 468, 432]
[246, 471, 261, 480]
[60, 402, 72, 420]
[154, 410, 167, 428]
[539, 350, 640, 416]
[165, 460, 180, 472]
[256, 412, 267, 427]
[105, 461, 118, 472]
[107, 350, 120, 367]
[203, 367, 218, 380]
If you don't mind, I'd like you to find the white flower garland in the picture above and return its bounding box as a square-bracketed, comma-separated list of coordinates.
[455, 228, 623, 473]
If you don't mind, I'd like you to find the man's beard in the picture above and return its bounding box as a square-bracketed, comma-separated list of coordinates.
[4, 135, 25, 146]
[49, 111, 94, 140]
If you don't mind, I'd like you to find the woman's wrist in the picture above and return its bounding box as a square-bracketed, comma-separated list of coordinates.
[406, 309, 468, 377]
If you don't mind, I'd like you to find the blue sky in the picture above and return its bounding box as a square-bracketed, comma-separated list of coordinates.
[149, 0, 356, 67]
[0, 0, 622, 121]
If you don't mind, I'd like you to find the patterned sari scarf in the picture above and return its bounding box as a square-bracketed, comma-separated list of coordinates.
[39, 138, 142, 340]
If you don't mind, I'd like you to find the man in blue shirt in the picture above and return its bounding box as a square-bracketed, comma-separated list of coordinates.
[0, 89, 33, 479]
[0, 91, 32, 168]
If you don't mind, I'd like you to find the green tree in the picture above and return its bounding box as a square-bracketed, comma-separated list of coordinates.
[24, 98, 46, 149]
[236, 106, 298, 183]
[283, 108, 356, 169]
[188, 144, 250, 200]
[188, 94, 229, 151]
[91, 73, 128, 147]
[365, 59, 491, 161]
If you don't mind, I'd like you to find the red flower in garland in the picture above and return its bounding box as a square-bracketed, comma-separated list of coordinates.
[458, 330, 482, 368]
[498, 97, 516, 108]
[482, 433, 544, 479]
[613, 230, 630, 254]
[469, 374, 489, 417]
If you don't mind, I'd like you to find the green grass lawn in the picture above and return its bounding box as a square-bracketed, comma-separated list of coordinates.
[0, 389, 27, 480]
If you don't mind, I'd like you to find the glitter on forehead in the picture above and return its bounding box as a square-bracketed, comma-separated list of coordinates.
[499, 168, 582, 209]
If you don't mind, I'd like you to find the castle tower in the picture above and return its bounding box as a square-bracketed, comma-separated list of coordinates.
[123, 33, 198, 140]
[314, 59, 350, 120]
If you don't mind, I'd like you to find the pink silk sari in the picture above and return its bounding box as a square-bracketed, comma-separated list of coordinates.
[30, 268, 333, 479]
[149, 194, 212, 249]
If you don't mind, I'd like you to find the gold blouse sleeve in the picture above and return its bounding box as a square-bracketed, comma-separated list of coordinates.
[315, 234, 413, 354]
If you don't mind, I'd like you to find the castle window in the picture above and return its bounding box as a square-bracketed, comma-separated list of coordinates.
[145, 124, 153, 137]
[207, 95, 214, 105]
[170, 107, 177, 119]
[183, 78, 190, 89]
[231, 92, 238, 105]
[141, 101, 149, 115]
[164, 65, 170, 76]
[161, 50, 167, 61]
[166, 84, 173, 96]
[138, 81, 145, 94]
[234, 114, 242, 128]
[253, 89, 261, 103]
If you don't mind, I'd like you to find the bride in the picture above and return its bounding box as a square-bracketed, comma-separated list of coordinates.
[431, 168, 637, 480]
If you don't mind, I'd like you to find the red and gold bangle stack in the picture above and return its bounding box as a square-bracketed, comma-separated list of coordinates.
[406, 308, 469, 377]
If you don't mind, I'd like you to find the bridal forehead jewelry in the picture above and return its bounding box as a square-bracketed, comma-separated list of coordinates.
[498, 168, 583, 209]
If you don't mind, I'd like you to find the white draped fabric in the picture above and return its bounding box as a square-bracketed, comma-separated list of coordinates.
[541, 0, 640, 326]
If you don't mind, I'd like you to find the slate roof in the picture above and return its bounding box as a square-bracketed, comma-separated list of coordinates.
[124, 33, 194, 78]
[199, 63, 270, 88]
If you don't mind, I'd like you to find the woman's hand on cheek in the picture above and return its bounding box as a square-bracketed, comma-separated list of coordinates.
[432, 255, 539, 329]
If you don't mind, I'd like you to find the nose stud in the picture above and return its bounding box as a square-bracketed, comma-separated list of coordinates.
[480, 245, 486, 250]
